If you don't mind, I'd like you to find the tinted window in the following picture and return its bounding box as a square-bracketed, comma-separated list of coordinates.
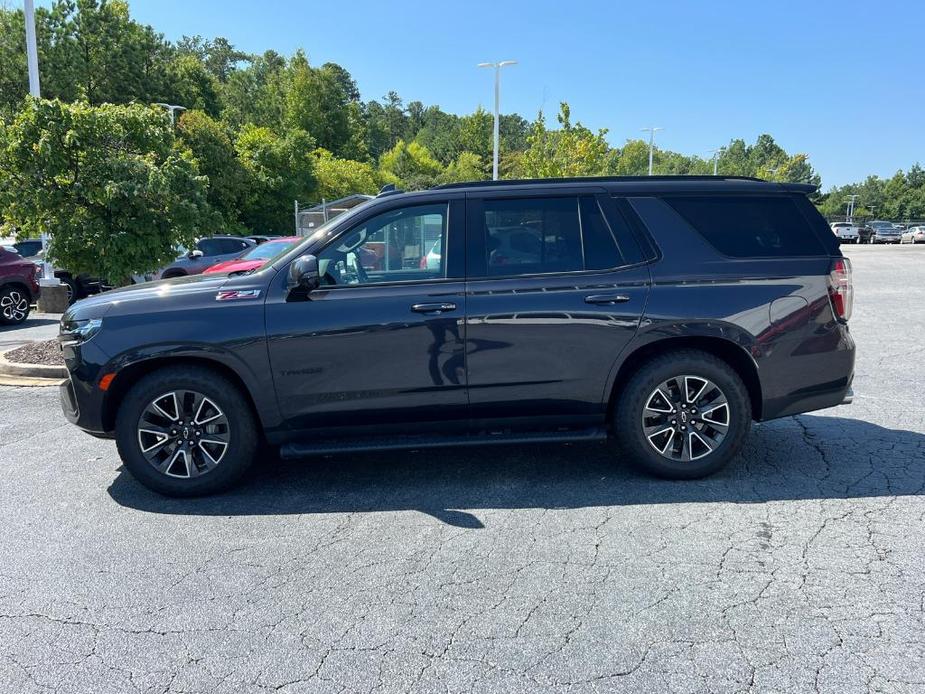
[580, 197, 623, 270]
[665, 196, 826, 257]
[197, 239, 225, 256]
[318, 203, 448, 286]
[14, 241, 42, 257]
[218, 238, 250, 254]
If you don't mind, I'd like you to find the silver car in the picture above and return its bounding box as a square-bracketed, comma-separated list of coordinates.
[900, 225, 925, 244]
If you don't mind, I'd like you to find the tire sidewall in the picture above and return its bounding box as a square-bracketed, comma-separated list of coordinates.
[115, 367, 257, 496]
[615, 352, 751, 479]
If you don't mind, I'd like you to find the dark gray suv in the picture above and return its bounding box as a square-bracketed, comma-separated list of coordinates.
[59, 176, 855, 496]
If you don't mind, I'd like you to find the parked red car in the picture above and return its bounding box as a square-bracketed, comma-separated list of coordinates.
[0, 247, 41, 325]
[203, 236, 301, 275]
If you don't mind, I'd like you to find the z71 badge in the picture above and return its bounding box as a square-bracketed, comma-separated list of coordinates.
[215, 289, 261, 301]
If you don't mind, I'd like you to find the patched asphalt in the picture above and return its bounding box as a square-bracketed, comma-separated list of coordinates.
[1, 245, 923, 693]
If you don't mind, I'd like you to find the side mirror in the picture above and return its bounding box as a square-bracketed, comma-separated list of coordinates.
[287, 254, 320, 293]
[188, 249, 204, 259]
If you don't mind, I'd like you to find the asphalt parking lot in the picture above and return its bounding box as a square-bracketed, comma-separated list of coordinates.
[1, 245, 923, 693]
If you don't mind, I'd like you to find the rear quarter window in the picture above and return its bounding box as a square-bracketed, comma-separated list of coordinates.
[663, 195, 827, 257]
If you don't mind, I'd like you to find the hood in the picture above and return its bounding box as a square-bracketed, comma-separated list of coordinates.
[65, 273, 231, 321]
[203, 259, 265, 275]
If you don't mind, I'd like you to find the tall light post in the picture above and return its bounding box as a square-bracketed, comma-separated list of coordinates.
[23, 0, 59, 288]
[477, 60, 517, 181]
[24, 0, 40, 97]
[641, 127, 663, 176]
[844, 194, 859, 222]
[708, 148, 723, 176]
[154, 103, 187, 126]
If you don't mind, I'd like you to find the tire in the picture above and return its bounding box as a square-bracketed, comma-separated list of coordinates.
[115, 365, 258, 496]
[614, 349, 752, 479]
[58, 275, 78, 304]
[0, 286, 31, 325]
[161, 271, 186, 280]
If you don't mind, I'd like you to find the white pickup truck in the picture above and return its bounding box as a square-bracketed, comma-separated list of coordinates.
[830, 222, 860, 243]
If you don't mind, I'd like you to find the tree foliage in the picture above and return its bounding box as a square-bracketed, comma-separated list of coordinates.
[0, 99, 216, 282]
[312, 148, 379, 201]
[233, 124, 315, 232]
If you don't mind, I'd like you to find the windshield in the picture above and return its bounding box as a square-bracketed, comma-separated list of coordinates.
[241, 238, 299, 261]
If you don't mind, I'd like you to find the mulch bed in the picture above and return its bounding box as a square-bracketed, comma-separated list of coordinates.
[4, 339, 64, 366]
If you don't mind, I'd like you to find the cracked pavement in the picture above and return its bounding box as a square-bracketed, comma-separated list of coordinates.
[1, 245, 923, 693]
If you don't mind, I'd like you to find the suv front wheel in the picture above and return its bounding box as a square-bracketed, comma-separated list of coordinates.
[115, 365, 258, 496]
[615, 350, 751, 479]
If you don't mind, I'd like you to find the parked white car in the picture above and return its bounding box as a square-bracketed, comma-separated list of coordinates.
[830, 222, 860, 243]
[900, 225, 925, 244]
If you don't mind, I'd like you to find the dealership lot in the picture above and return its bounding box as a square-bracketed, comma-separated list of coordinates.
[0, 245, 923, 693]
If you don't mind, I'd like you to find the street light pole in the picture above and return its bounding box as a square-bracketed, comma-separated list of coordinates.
[23, 0, 59, 288]
[24, 0, 40, 97]
[641, 127, 663, 176]
[708, 148, 723, 176]
[478, 60, 517, 181]
[844, 194, 858, 223]
[154, 103, 187, 126]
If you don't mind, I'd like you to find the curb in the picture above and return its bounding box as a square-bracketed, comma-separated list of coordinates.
[0, 349, 68, 382]
[0, 373, 66, 387]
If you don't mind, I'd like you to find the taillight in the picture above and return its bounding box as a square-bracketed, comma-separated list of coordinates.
[828, 257, 853, 322]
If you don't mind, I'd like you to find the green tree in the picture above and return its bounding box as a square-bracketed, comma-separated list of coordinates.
[176, 110, 246, 229]
[176, 35, 252, 82]
[517, 103, 610, 178]
[0, 99, 216, 283]
[234, 124, 316, 232]
[312, 148, 379, 200]
[219, 50, 287, 128]
[286, 53, 350, 154]
[439, 151, 486, 184]
[165, 54, 221, 117]
[39, 0, 173, 105]
[0, 8, 28, 116]
[378, 140, 443, 189]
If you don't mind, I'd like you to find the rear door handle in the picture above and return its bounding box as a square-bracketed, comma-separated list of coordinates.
[584, 294, 631, 305]
[410, 302, 457, 314]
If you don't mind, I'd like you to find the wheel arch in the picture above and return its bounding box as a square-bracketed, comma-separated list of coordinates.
[101, 355, 266, 437]
[0, 280, 34, 301]
[607, 335, 763, 421]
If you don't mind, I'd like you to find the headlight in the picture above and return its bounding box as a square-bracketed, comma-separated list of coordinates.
[59, 318, 103, 346]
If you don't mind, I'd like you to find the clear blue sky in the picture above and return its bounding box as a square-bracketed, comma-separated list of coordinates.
[62, 0, 925, 188]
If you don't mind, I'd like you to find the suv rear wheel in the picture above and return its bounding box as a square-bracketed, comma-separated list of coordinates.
[0, 286, 31, 325]
[615, 350, 751, 479]
[115, 366, 258, 496]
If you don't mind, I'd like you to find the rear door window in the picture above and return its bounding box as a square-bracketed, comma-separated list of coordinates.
[473, 196, 625, 277]
[664, 196, 827, 257]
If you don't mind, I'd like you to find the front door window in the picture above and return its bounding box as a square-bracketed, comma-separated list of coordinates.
[317, 203, 448, 286]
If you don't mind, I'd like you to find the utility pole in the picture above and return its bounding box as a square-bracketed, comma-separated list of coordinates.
[154, 103, 187, 126]
[477, 61, 517, 181]
[641, 127, 663, 176]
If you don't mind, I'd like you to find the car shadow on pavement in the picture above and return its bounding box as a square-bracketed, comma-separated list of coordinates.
[107, 414, 925, 528]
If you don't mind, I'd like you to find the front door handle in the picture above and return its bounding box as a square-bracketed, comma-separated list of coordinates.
[584, 294, 631, 305]
[411, 302, 457, 314]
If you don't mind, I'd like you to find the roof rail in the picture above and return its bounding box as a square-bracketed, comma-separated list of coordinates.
[431, 175, 768, 190]
[377, 183, 403, 197]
